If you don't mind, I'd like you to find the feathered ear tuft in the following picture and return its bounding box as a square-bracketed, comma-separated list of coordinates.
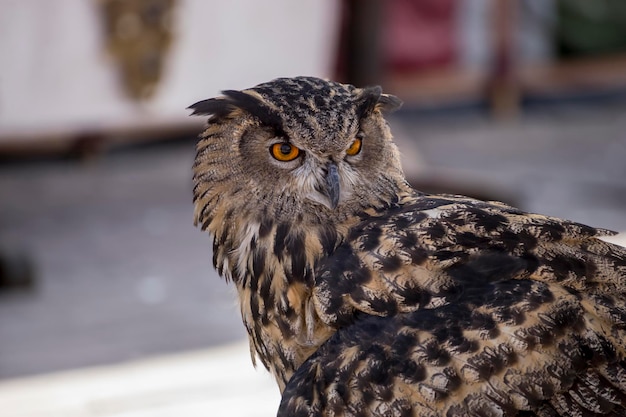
[356, 86, 382, 119]
[187, 97, 237, 119]
[188, 90, 285, 134]
[356, 86, 402, 118]
[377, 93, 403, 113]
[221, 90, 284, 130]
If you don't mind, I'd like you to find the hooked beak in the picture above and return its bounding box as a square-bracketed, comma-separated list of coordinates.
[324, 162, 340, 209]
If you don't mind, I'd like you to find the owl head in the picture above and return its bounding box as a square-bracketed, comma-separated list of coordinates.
[190, 76, 407, 234]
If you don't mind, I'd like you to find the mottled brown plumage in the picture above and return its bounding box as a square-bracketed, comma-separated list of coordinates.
[190, 76, 626, 416]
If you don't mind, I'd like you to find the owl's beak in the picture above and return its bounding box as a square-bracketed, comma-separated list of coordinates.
[324, 162, 340, 209]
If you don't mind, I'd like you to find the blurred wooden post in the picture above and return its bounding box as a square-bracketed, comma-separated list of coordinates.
[488, 0, 520, 119]
[344, 0, 384, 87]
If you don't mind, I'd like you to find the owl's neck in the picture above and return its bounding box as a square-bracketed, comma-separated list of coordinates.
[207, 187, 415, 388]
[209, 212, 350, 389]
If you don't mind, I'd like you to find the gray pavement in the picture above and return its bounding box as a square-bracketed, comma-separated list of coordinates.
[1, 104, 625, 379]
[0, 144, 246, 378]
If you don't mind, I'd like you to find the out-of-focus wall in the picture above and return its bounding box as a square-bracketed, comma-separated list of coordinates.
[457, 0, 556, 71]
[0, 0, 340, 140]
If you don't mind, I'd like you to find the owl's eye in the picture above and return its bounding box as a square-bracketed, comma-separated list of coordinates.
[270, 142, 301, 161]
[346, 137, 362, 156]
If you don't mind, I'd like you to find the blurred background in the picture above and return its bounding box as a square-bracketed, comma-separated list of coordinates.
[1, 0, 625, 416]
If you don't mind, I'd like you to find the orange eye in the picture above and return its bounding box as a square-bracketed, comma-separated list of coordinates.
[346, 138, 362, 156]
[270, 142, 300, 161]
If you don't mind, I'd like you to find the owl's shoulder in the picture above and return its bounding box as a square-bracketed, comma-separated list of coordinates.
[313, 191, 622, 326]
[353, 192, 612, 249]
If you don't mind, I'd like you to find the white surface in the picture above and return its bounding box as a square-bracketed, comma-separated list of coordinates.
[602, 232, 626, 248]
[0, 341, 280, 417]
[0, 0, 340, 139]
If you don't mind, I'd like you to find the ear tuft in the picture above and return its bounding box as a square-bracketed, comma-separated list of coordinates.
[356, 86, 382, 119]
[221, 90, 283, 130]
[376, 94, 403, 113]
[187, 97, 236, 119]
[356, 86, 402, 118]
[188, 90, 284, 134]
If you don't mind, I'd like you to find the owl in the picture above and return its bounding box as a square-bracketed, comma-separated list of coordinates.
[189, 76, 626, 417]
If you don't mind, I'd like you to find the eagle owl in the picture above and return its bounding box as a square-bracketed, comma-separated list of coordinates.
[189, 77, 626, 417]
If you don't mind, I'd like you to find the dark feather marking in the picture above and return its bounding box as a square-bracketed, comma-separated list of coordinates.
[487, 279, 537, 308]
[455, 231, 492, 248]
[445, 211, 467, 227]
[434, 250, 460, 262]
[191, 182, 207, 203]
[283, 298, 298, 321]
[223, 207, 235, 226]
[499, 307, 527, 326]
[448, 252, 530, 285]
[394, 215, 413, 230]
[395, 283, 432, 307]
[321, 244, 360, 277]
[578, 222, 610, 237]
[412, 198, 456, 211]
[275, 344, 293, 372]
[422, 339, 451, 366]
[231, 257, 243, 283]
[318, 226, 338, 255]
[397, 360, 427, 384]
[249, 292, 260, 322]
[545, 254, 590, 281]
[259, 275, 272, 306]
[304, 267, 314, 286]
[276, 316, 295, 339]
[366, 344, 392, 385]
[252, 245, 266, 279]
[466, 348, 502, 380]
[274, 222, 290, 258]
[212, 239, 220, 270]
[201, 216, 212, 233]
[409, 246, 429, 265]
[398, 231, 418, 248]
[521, 254, 541, 277]
[287, 233, 307, 283]
[432, 323, 462, 344]
[438, 367, 462, 392]
[356, 86, 382, 119]
[538, 222, 566, 241]
[258, 215, 273, 239]
[350, 266, 372, 286]
[465, 207, 508, 231]
[313, 94, 326, 109]
[358, 225, 382, 251]
[391, 332, 417, 357]
[380, 254, 403, 272]
[526, 323, 556, 346]
[260, 311, 270, 327]
[469, 311, 498, 333]
[427, 223, 446, 239]
[317, 281, 346, 322]
[452, 337, 481, 354]
[368, 296, 398, 315]
[197, 193, 218, 222]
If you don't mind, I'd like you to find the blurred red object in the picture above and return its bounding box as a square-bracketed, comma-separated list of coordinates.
[384, 0, 458, 73]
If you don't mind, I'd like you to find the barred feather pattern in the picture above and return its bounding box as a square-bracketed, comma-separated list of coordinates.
[190, 76, 626, 416]
[278, 193, 626, 416]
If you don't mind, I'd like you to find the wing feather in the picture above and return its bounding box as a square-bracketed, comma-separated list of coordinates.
[283, 282, 626, 416]
[305, 193, 626, 416]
